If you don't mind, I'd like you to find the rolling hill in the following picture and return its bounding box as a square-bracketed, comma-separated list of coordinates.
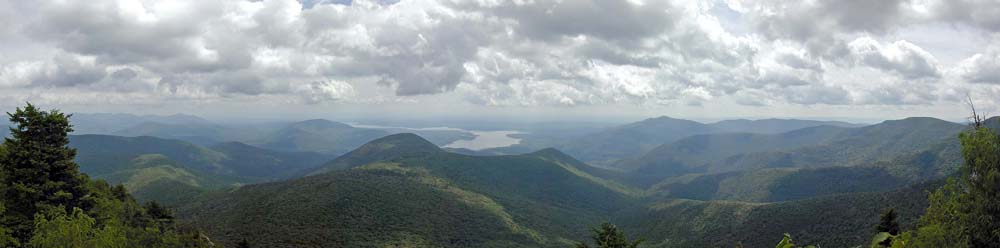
[256, 119, 391, 154]
[641, 137, 961, 203]
[709, 118, 863, 134]
[112, 122, 227, 146]
[616, 125, 851, 185]
[704, 117, 965, 173]
[69, 134, 332, 203]
[92, 154, 228, 204]
[617, 180, 938, 248]
[556, 116, 719, 165]
[70, 113, 213, 134]
[177, 132, 953, 248]
[181, 133, 641, 247]
[620, 117, 966, 187]
[547, 117, 866, 167]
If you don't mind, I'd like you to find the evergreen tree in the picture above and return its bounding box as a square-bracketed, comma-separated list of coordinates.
[0, 103, 88, 242]
[877, 208, 901, 235]
[236, 238, 251, 248]
[576, 223, 643, 248]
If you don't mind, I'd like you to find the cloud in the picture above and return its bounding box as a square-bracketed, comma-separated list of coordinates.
[847, 37, 941, 79]
[0, 0, 997, 112]
[956, 50, 1000, 84]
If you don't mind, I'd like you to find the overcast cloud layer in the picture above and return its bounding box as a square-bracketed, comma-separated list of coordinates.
[2, 0, 1000, 120]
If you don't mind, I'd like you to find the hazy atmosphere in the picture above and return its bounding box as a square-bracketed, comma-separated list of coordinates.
[2, 0, 1000, 122]
[2, 1, 1000, 248]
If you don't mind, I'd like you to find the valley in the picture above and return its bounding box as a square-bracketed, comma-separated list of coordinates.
[3, 112, 983, 247]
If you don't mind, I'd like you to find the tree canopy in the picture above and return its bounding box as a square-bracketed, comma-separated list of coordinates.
[0, 103, 212, 247]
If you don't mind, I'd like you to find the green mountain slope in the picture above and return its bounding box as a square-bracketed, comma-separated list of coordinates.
[69, 134, 331, 204]
[209, 141, 333, 180]
[618, 126, 851, 185]
[92, 154, 226, 204]
[710, 118, 863, 134]
[257, 119, 389, 154]
[71, 134, 329, 182]
[112, 122, 225, 146]
[71, 134, 228, 176]
[617, 180, 938, 248]
[706, 117, 965, 172]
[557, 116, 719, 165]
[182, 133, 641, 247]
[70, 112, 212, 134]
[180, 166, 547, 247]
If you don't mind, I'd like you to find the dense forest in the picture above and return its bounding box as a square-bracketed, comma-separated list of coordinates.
[2, 103, 999, 247]
[0, 104, 212, 247]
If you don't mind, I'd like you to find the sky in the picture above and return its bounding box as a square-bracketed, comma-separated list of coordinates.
[1, 0, 1000, 123]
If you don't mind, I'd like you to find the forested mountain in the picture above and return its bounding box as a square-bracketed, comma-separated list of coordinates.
[621, 117, 965, 187]
[709, 118, 862, 134]
[545, 117, 863, 167]
[182, 133, 640, 247]
[69, 134, 332, 204]
[556, 116, 719, 165]
[70, 113, 212, 134]
[7, 107, 993, 248]
[256, 119, 390, 154]
[646, 138, 962, 203]
[111, 122, 227, 146]
[617, 180, 938, 247]
[704, 117, 965, 172]
[0, 105, 212, 247]
[178, 132, 961, 248]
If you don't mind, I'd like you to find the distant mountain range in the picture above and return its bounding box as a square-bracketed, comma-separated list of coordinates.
[69, 134, 334, 204]
[176, 128, 962, 247]
[180, 133, 638, 247]
[709, 118, 864, 133]
[620, 117, 967, 187]
[12, 112, 993, 247]
[64, 114, 476, 155]
[510, 116, 865, 166]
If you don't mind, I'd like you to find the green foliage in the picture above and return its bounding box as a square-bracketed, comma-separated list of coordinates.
[575, 223, 642, 248]
[181, 168, 545, 247]
[28, 207, 127, 248]
[182, 134, 641, 247]
[0, 103, 212, 247]
[957, 126, 1000, 246]
[870, 232, 910, 248]
[0, 203, 15, 247]
[1, 104, 89, 242]
[619, 181, 937, 247]
[774, 233, 816, 248]
[909, 123, 1000, 247]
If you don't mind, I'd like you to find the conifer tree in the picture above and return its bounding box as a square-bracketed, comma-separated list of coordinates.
[876, 208, 900, 235]
[576, 223, 643, 248]
[0, 103, 88, 242]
